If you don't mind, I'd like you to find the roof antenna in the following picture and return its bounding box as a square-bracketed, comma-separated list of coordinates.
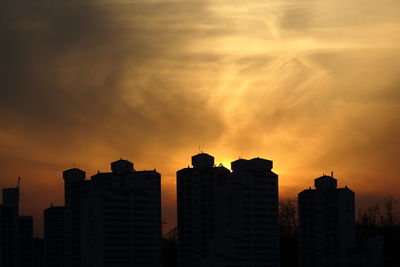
[331, 171, 334, 178]
[17, 177, 21, 188]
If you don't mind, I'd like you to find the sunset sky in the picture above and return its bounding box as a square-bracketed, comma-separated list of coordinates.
[1, 0, 400, 236]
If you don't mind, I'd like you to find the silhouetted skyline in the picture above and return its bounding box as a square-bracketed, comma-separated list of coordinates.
[1, 154, 398, 266]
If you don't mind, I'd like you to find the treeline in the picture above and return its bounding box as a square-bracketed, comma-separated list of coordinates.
[358, 196, 398, 228]
[356, 196, 400, 266]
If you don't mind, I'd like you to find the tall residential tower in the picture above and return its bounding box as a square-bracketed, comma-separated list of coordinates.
[177, 153, 230, 267]
[62, 159, 162, 267]
[177, 153, 280, 267]
[298, 174, 355, 267]
[0, 185, 34, 267]
[44, 205, 65, 267]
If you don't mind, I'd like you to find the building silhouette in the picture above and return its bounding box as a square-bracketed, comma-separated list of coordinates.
[19, 216, 34, 267]
[177, 153, 231, 267]
[0, 185, 34, 267]
[298, 174, 355, 267]
[44, 205, 65, 267]
[62, 159, 162, 266]
[33, 238, 44, 267]
[177, 153, 280, 267]
[63, 168, 86, 267]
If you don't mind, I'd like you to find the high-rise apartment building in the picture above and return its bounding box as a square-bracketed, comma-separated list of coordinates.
[19, 216, 33, 267]
[0, 187, 20, 267]
[44, 205, 65, 267]
[63, 159, 162, 267]
[33, 238, 44, 267]
[0, 186, 34, 267]
[298, 174, 355, 267]
[63, 168, 86, 267]
[177, 153, 280, 267]
[177, 153, 230, 267]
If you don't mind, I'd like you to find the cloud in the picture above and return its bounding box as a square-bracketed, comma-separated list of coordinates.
[0, 0, 227, 155]
[279, 0, 400, 31]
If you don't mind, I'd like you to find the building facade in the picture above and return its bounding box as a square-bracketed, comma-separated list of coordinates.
[63, 168, 87, 267]
[44, 206, 65, 267]
[0, 186, 34, 267]
[177, 153, 280, 267]
[0, 187, 20, 267]
[298, 174, 355, 267]
[19, 216, 34, 267]
[63, 159, 162, 267]
[177, 153, 230, 267]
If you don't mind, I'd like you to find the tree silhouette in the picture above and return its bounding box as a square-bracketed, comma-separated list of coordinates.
[357, 195, 400, 267]
[279, 199, 298, 267]
[279, 199, 298, 238]
[162, 226, 177, 267]
[383, 195, 397, 227]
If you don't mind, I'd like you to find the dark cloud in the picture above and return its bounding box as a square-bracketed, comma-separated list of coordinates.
[0, 0, 226, 148]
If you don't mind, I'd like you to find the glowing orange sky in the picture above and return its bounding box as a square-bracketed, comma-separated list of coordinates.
[1, 0, 400, 236]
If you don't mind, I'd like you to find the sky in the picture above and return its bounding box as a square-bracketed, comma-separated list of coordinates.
[1, 0, 400, 236]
